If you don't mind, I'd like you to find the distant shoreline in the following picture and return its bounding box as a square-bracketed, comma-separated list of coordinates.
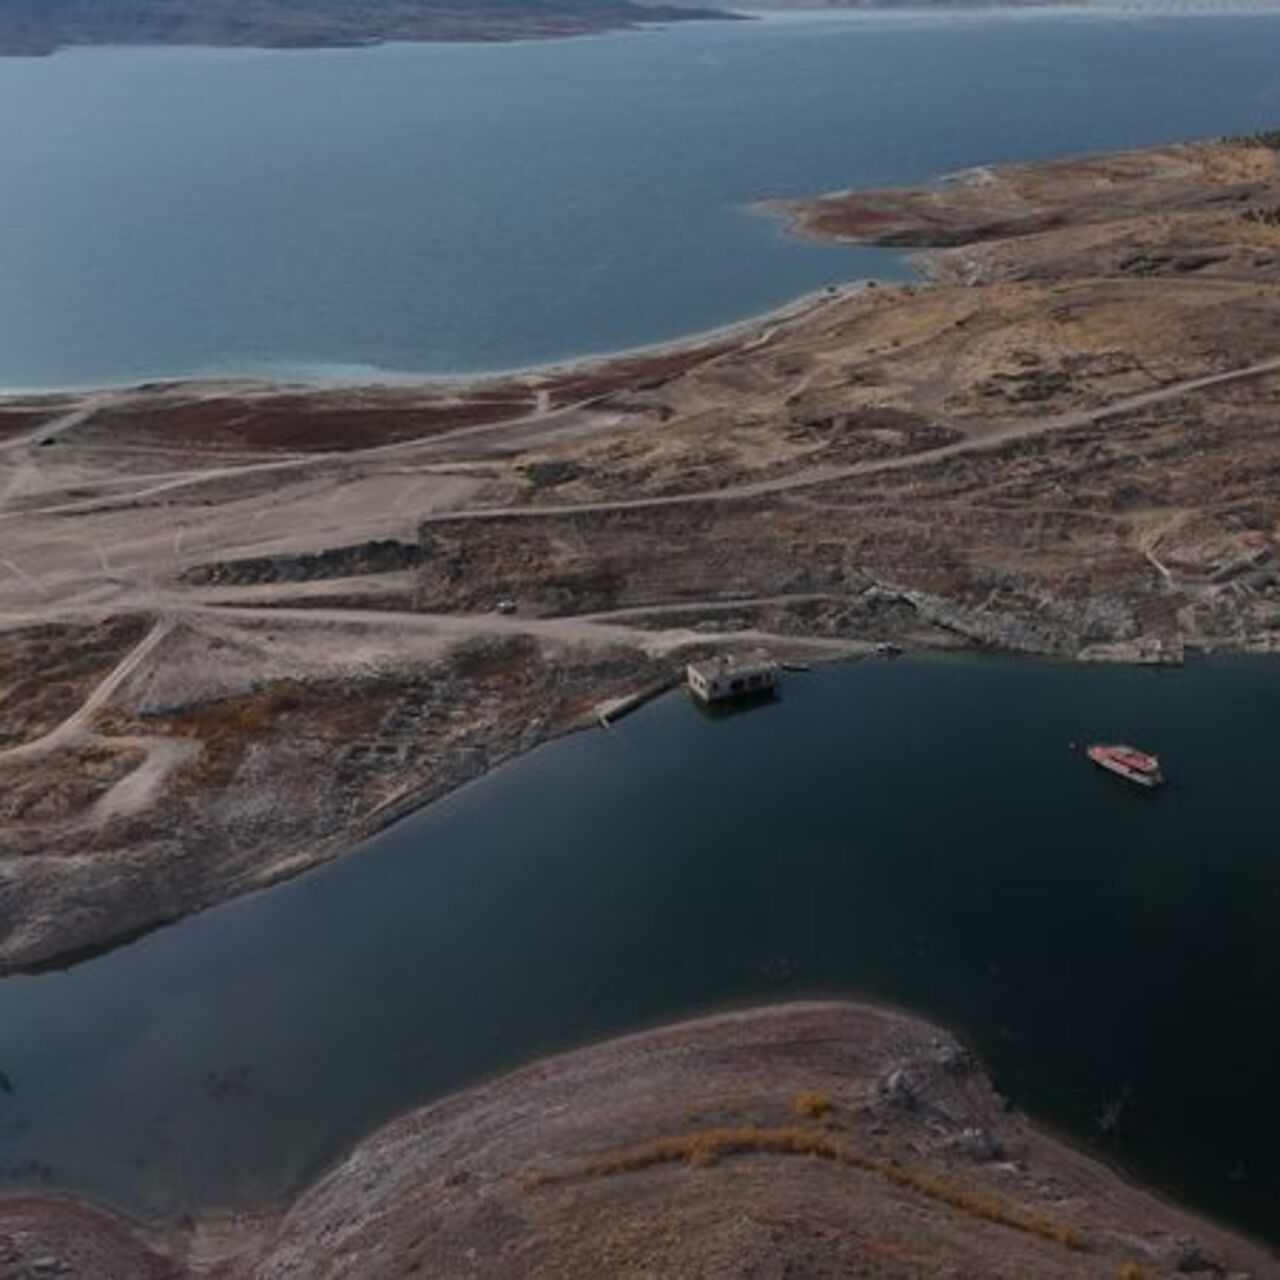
[0, 1, 736, 61]
[13, 0, 1280, 63]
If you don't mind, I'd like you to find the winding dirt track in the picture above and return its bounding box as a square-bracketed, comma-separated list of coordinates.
[0, 591, 871, 799]
[419, 353, 1280, 523]
[0, 618, 173, 764]
[0, 395, 118, 456]
[158, 598, 875, 659]
[0, 617, 201, 820]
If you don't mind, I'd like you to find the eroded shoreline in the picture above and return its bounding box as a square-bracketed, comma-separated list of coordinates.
[0, 283, 852, 402]
[5, 130, 1280, 1273]
[1, 1001, 1274, 1276]
[4, 131, 1280, 976]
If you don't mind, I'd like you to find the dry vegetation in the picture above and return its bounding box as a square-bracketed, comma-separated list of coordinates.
[7, 1004, 1270, 1276]
[94, 680, 307, 787]
[0, 617, 149, 750]
[531, 1122, 1086, 1250]
[0, 623, 671, 967]
[792, 1088, 834, 1119]
[0, 743, 145, 828]
[235, 1003, 1276, 1278]
[5, 136, 1280, 982]
[4, 112, 1280, 1280]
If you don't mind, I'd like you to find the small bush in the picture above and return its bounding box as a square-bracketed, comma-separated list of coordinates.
[1243, 204, 1280, 227]
[91, 679, 310, 786]
[1225, 128, 1280, 150]
[792, 1091, 834, 1120]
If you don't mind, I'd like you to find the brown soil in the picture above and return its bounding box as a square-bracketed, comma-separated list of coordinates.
[768, 138, 1280, 257]
[0, 618, 149, 750]
[0, 1195, 183, 1279]
[4, 135, 1280, 970]
[72, 342, 739, 457]
[0, 629, 671, 968]
[0, 406, 63, 441]
[27, 1001, 1267, 1279]
[0, 743, 145, 826]
[251, 1004, 1276, 1278]
[80, 388, 540, 454]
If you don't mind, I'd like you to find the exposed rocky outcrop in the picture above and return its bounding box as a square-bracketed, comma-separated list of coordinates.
[0, 1196, 182, 1279]
[180, 540, 424, 588]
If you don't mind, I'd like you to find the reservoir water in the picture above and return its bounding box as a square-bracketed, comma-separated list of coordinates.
[1, 655, 1279, 1245]
[5, 7, 1280, 388]
[5, 3, 1280, 1251]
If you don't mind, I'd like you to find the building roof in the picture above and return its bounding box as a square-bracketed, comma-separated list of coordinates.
[686, 652, 778, 681]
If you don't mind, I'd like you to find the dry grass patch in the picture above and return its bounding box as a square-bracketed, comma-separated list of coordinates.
[0, 744, 145, 828]
[527, 1125, 1085, 1252]
[448, 635, 541, 683]
[792, 1090, 834, 1120]
[0, 617, 150, 750]
[94, 680, 307, 786]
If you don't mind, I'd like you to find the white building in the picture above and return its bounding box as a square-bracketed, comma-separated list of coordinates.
[686, 653, 779, 705]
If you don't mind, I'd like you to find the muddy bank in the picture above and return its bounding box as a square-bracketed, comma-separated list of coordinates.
[3, 1002, 1274, 1277]
[68, 332, 751, 457]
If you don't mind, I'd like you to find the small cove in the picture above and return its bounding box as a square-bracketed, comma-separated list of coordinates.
[5, 3, 1280, 1252]
[1, 653, 1279, 1245]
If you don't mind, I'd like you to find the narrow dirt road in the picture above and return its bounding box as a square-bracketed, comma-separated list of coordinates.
[0, 618, 173, 764]
[159, 598, 876, 660]
[0, 394, 118, 456]
[420, 353, 1280, 524]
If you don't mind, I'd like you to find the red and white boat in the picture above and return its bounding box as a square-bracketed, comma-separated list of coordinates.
[1086, 743, 1164, 788]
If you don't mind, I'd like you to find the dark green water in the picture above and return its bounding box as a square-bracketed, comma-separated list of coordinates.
[1, 653, 1278, 1246]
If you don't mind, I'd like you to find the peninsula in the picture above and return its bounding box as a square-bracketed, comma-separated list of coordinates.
[4, 131, 1280, 975]
[0, 0, 729, 57]
[1, 1002, 1274, 1275]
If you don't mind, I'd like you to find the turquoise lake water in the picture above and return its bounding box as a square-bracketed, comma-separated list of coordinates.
[4, 7, 1280, 388]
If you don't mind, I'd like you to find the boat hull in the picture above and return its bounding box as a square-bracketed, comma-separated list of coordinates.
[1087, 744, 1163, 788]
